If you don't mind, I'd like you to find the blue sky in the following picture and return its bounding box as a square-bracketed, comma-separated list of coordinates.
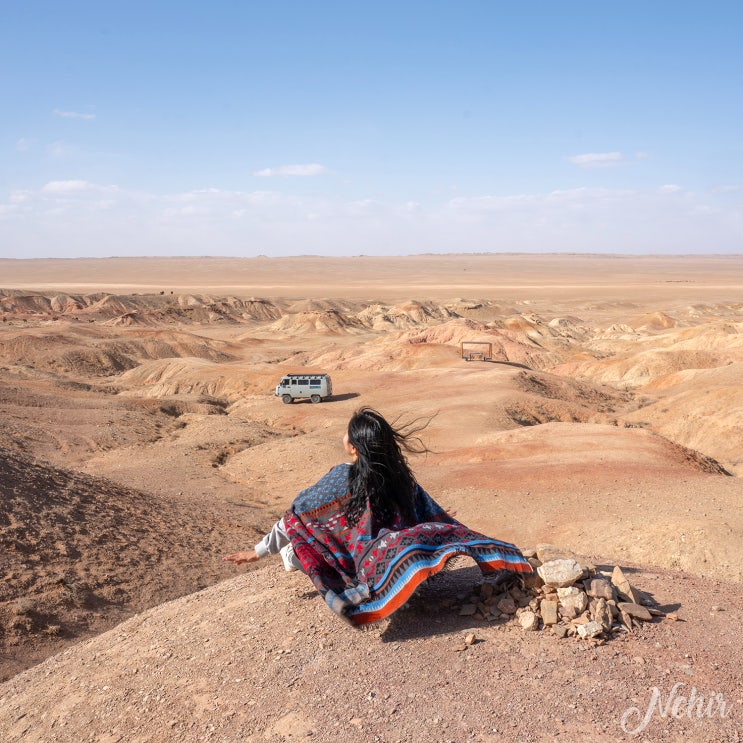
[1, 1, 742, 258]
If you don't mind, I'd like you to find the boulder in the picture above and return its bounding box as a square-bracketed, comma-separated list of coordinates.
[536, 543, 595, 572]
[537, 559, 584, 588]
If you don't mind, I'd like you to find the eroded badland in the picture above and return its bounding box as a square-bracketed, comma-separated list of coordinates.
[1, 255, 742, 741]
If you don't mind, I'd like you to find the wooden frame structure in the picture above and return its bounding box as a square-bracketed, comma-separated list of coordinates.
[460, 341, 493, 362]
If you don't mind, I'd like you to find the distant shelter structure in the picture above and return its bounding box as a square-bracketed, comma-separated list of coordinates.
[460, 341, 493, 362]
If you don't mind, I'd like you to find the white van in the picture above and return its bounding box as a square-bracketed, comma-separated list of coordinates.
[275, 373, 333, 404]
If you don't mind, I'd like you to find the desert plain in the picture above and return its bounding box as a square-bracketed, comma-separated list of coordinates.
[0, 253, 742, 742]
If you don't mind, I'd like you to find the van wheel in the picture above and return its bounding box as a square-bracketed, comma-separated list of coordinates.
[282, 394, 292, 404]
[310, 394, 321, 404]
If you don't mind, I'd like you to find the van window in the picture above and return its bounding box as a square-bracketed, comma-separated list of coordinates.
[299, 379, 309, 385]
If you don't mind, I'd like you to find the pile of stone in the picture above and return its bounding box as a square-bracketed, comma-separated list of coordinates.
[458, 544, 673, 641]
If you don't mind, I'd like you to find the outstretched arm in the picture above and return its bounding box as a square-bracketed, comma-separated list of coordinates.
[223, 549, 260, 566]
[223, 517, 292, 567]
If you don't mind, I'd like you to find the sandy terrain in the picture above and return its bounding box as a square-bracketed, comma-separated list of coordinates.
[1, 254, 742, 741]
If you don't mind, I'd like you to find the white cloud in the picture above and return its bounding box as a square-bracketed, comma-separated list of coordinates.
[253, 163, 326, 177]
[2, 180, 741, 258]
[659, 184, 683, 193]
[15, 138, 33, 152]
[0, 204, 19, 218]
[53, 108, 96, 120]
[566, 152, 625, 168]
[41, 180, 119, 195]
[42, 180, 96, 194]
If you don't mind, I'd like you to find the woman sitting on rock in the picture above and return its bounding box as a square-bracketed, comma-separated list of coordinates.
[224, 407, 531, 625]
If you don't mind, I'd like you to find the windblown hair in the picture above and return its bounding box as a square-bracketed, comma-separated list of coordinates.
[344, 407, 431, 528]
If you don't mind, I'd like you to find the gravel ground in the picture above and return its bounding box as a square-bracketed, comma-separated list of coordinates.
[1, 560, 741, 743]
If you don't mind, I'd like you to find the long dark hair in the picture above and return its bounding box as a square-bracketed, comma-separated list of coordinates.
[344, 407, 430, 528]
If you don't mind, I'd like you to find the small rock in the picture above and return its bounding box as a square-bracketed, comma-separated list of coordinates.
[479, 582, 494, 600]
[534, 543, 585, 567]
[496, 597, 517, 615]
[611, 566, 640, 604]
[540, 599, 559, 626]
[459, 604, 477, 616]
[537, 559, 585, 588]
[556, 586, 581, 599]
[667, 612, 679, 622]
[519, 547, 537, 559]
[552, 624, 568, 639]
[559, 603, 579, 621]
[464, 633, 476, 646]
[522, 572, 545, 591]
[618, 602, 653, 621]
[591, 598, 613, 632]
[519, 611, 539, 631]
[577, 621, 603, 639]
[619, 609, 634, 630]
[585, 578, 613, 601]
[557, 587, 588, 615]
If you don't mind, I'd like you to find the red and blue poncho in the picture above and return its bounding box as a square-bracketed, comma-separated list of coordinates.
[283, 463, 532, 625]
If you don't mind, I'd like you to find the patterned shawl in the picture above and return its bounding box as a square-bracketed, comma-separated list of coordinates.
[283, 463, 532, 625]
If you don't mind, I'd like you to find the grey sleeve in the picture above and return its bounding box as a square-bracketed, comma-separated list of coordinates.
[254, 517, 291, 558]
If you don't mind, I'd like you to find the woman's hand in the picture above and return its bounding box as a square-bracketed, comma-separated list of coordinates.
[223, 550, 260, 566]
